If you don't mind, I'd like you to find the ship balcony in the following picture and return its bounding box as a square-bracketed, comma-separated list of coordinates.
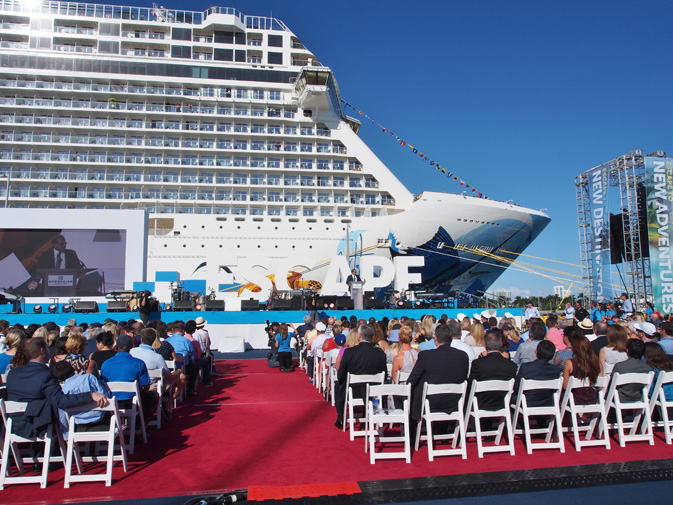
[53, 44, 96, 54]
[0, 22, 29, 31]
[0, 40, 28, 49]
[54, 26, 97, 36]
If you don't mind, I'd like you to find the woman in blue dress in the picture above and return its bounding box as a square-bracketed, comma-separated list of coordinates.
[275, 323, 296, 373]
[0, 328, 24, 374]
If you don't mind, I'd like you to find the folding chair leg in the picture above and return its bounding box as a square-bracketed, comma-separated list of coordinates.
[414, 419, 422, 451]
[39, 434, 51, 488]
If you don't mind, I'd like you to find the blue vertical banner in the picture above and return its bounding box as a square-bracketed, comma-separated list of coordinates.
[588, 164, 613, 301]
[645, 156, 673, 313]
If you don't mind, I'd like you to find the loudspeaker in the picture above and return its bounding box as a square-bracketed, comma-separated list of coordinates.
[241, 299, 259, 311]
[272, 299, 292, 310]
[365, 298, 384, 309]
[73, 301, 98, 313]
[107, 300, 127, 313]
[204, 299, 224, 311]
[336, 297, 354, 310]
[290, 295, 303, 311]
[457, 302, 471, 308]
[173, 300, 194, 311]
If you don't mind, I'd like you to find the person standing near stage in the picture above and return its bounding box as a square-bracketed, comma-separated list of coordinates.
[138, 290, 152, 325]
[275, 323, 296, 373]
[524, 302, 540, 322]
[564, 302, 575, 321]
[620, 293, 634, 320]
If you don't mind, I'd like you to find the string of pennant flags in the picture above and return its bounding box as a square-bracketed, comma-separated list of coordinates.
[340, 99, 488, 199]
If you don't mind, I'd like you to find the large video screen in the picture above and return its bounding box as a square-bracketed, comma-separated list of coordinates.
[0, 228, 127, 296]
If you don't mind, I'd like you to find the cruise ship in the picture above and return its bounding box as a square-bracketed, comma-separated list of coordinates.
[0, 1, 550, 302]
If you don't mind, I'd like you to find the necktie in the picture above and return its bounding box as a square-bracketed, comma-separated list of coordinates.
[56, 252, 63, 269]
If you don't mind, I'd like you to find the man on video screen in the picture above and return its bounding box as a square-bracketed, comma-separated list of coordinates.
[35, 234, 84, 270]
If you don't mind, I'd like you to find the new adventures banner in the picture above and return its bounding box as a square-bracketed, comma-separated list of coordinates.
[645, 156, 673, 313]
[588, 164, 613, 301]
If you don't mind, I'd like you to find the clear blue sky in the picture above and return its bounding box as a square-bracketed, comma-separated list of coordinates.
[132, 0, 673, 296]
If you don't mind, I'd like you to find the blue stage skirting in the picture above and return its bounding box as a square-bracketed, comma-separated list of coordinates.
[0, 307, 524, 327]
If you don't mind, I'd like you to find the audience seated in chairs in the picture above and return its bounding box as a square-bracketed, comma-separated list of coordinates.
[51, 360, 112, 439]
[100, 334, 158, 424]
[6, 337, 108, 439]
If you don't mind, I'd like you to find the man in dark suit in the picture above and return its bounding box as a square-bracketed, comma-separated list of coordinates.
[514, 340, 561, 406]
[346, 268, 361, 283]
[590, 321, 609, 356]
[408, 321, 469, 422]
[334, 323, 386, 428]
[345, 268, 361, 284]
[35, 234, 84, 270]
[6, 337, 108, 438]
[468, 329, 517, 411]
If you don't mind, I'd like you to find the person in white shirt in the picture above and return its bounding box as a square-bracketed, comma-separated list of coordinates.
[524, 303, 541, 321]
[564, 302, 575, 321]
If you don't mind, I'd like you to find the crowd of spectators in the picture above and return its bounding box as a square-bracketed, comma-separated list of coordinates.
[0, 315, 216, 443]
[285, 301, 673, 436]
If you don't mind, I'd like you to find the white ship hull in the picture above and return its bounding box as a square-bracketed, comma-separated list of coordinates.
[0, 2, 550, 302]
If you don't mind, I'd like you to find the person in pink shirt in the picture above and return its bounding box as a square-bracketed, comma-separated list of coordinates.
[545, 315, 566, 351]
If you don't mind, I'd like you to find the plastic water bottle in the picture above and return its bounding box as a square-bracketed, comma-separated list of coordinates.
[372, 397, 380, 414]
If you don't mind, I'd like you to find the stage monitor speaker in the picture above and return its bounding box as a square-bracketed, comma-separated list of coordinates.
[241, 299, 260, 311]
[457, 302, 471, 308]
[204, 300, 224, 311]
[336, 297, 354, 310]
[107, 300, 127, 313]
[272, 299, 292, 310]
[73, 301, 98, 313]
[290, 296, 303, 311]
[173, 300, 194, 311]
[365, 298, 384, 309]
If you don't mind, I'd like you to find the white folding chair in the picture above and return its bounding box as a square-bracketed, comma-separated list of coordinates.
[165, 360, 183, 406]
[394, 370, 411, 384]
[320, 359, 330, 400]
[146, 369, 167, 429]
[365, 383, 411, 463]
[512, 377, 565, 454]
[0, 399, 67, 489]
[330, 365, 338, 407]
[415, 382, 468, 461]
[560, 376, 610, 451]
[63, 397, 129, 487]
[603, 363, 614, 377]
[106, 381, 147, 454]
[649, 370, 673, 444]
[603, 371, 654, 447]
[343, 372, 386, 440]
[464, 379, 516, 457]
[386, 363, 393, 382]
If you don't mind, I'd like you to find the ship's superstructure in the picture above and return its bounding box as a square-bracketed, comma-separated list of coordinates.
[0, 1, 550, 299]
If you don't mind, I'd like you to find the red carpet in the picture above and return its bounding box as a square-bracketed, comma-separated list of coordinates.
[3, 358, 673, 504]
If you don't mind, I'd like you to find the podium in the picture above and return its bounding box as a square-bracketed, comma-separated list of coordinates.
[36, 268, 90, 297]
[349, 280, 365, 311]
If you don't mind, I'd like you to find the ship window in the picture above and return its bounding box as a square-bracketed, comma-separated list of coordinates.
[235, 50, 246, 62]
[268, 35, 283, 47]
[172, 28, 192, 41]
[235, 32, 246, 45]
[268, 52, 283, 65]
[171, 46, 191, 59]
[99, 41, 119, 54]
[214, 49, 233, 61]
[214, 31, 233, 44]
[99, 23, 121, 36]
